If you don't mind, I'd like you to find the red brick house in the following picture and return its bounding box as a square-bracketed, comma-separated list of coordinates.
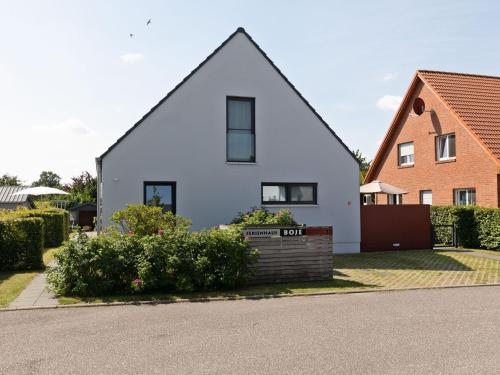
[365, 70, 500, 207]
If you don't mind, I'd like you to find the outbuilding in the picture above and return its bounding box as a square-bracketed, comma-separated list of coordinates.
[96, 27, 361, 253]
[0, 186, 33, 210]
[69, 203, 97, 229]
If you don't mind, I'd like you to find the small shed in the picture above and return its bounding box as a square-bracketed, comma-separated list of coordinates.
[69, 203, 97, 228]
[0, 186, 33, 210]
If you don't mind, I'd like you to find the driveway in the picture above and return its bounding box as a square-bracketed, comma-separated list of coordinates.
[1, 286, 500, 374]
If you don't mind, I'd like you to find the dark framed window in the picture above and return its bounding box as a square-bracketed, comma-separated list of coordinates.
[143, 181, 176, 213]
[261, 183, 317, 205]
[226, 96, 255, 162]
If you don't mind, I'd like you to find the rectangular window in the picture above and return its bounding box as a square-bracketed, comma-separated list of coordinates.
[420, 190, 432, 205]
[398, 142, 414, 166]
[143, 181, 176, 213]
[387, 194, 402, 205]
[436, 133, 456, 161]
[261, 183, 317, 205]
[454, 188, 476, 206]
[227, 97, 255, 162]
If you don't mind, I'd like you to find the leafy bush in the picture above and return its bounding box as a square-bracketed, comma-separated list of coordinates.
[231, 206, 297, 226]
[0, 217, 44, 271]
[48, 227, 258, 297]
[431, 206, 499, 250]
[111, 204, 191, 236]
[0, 208, 69, 247]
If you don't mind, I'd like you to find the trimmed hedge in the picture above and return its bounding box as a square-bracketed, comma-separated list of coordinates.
[0, 208, 69, 248]
[0, 217, 44, 271]
[431, 206, 500, 250]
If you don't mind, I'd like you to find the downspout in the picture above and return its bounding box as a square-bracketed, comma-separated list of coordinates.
[95, 157, 102, 233]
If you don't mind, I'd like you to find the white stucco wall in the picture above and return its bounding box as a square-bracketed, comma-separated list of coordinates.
[99, 32, 360, 253]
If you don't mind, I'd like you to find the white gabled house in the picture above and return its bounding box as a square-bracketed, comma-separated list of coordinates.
[96, 27, 360, 253]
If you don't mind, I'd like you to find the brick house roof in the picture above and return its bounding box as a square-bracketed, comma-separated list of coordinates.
[419, 70, 500, 162]
[366, 70, 500, 181]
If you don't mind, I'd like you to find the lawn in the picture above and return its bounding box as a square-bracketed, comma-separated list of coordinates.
[58, 249, 500, 305]
[0, 246, 63, 308]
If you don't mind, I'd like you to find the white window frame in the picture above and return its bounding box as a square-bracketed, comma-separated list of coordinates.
[420, 190, 432, 205]
[398, 142, 414, 166]
[454, 188, 476, 206]
[387, 194, 402, 205]
[436, 133, 456, 161]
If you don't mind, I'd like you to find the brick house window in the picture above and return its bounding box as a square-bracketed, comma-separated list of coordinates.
[398, 142, 414, 166]
[387, 194, 403, 205]
[454, 188, 476, 206]
[420, 190, 432, 205]
[436, 134, 456, 161]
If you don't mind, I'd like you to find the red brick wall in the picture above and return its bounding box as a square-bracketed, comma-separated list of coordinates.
[371, 80, 500, 208]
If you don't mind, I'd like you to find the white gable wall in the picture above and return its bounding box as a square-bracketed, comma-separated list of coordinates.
[100, 32, 360, 253]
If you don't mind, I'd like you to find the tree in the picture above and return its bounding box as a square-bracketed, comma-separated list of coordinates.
[32, 171, 62, 188]
[0, 174, 22, 186]
[353, 149, 371, 185]
[64, 171, 97, 205]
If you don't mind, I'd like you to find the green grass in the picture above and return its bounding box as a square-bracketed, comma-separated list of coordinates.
[0, 271, 38, 307]
[0, 246, 64, 308]
[58, 249, 500, 306]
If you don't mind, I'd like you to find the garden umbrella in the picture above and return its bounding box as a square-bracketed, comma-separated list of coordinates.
[12, 186, 69, 196]
[360, 180, 407, 195]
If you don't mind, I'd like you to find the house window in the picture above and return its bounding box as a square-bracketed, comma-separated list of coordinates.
[227, 97, 255, 162]
[387, 194, 402, 205]
[454, 188, 476, 206]
[144, 182, 176, 213]
[436, 133, 456, 161]
[398, 142, 414, 166]
[420, 190, 432, 205]
[262, 183, 317, 205]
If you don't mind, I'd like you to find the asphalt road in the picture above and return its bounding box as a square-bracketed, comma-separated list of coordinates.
[1, 286, 500, 375]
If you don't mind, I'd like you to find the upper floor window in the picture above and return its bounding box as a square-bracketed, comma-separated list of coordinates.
[227, 97, 255, 162]
[454, 188, 475, 206]
[144, 181, 176, 213]
[436, 133, 456, 161]
[262, 183, 317, 205]
[398, 142, 414, 166]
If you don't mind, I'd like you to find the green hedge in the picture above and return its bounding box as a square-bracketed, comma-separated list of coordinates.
[0, 208, 69, 248]
[0, 217, 44, 271]
[431, 206, 500, 250]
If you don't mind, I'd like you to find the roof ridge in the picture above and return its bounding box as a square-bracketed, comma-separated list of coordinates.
[418, 70, 500, 80]
[99, 27, 357, 163]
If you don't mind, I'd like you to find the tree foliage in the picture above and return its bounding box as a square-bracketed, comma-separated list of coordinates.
[64, 171, 97, 206]
[32, 171, 62, 188]
[0, 174, 22, 186]
[353, 149, 371, 185]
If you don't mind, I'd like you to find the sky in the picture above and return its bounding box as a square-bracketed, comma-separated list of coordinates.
[1, 0, 499, 184]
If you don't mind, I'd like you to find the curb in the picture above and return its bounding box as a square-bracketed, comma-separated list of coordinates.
[2, 282, 500, 312]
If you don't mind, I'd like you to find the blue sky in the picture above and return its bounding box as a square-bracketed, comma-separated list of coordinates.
[1, 0, 499, 183]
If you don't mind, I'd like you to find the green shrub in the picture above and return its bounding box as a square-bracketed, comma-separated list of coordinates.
[231, 207, 297, 226]
[0, 217, 44, 271]
[0, 207, 69, 247]
[110, 204, 191, 237]
[431, 206, 500, 250]
[47, 227, 258, 297]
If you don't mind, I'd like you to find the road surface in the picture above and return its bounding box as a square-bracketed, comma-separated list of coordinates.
[1, 286, 500, 374]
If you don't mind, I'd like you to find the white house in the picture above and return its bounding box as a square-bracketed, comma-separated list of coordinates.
[96, 27, 360, 253]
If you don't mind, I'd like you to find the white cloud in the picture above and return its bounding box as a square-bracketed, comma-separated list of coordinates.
[120, 53, 144, 63]
[382, 73, 397, 81]
[32, 118, 93, 136]
[376, 95, 403, 111]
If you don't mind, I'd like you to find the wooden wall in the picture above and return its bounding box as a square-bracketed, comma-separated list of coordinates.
[247, 226, 333, 284]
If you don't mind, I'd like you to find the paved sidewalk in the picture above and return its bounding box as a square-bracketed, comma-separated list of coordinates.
[9, 262, 58, 308]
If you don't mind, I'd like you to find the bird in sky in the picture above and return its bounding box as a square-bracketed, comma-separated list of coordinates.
[129, 33, 134, 38]
[146, 19, 151, 26]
